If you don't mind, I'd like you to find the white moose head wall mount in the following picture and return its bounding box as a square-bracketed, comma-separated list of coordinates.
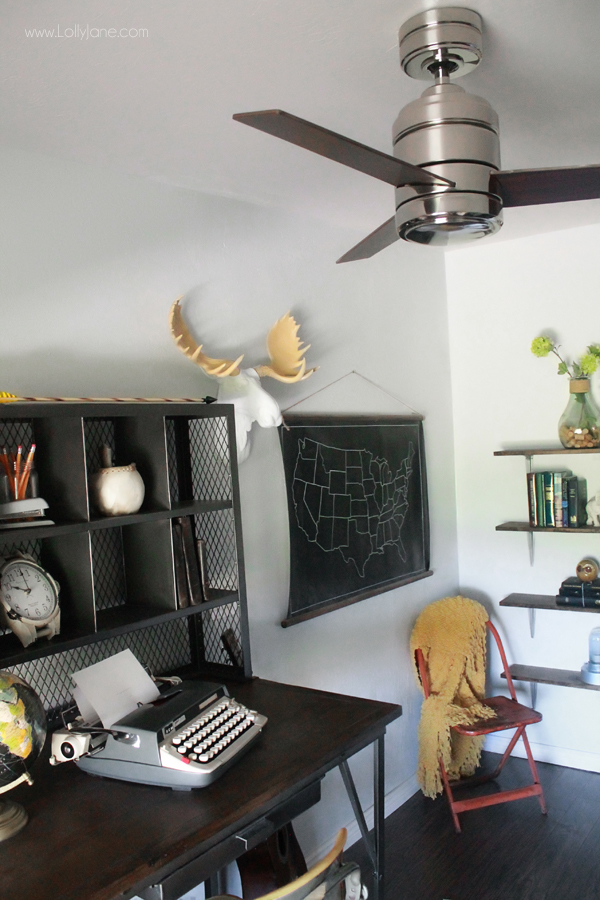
[169, 298, 317, 463]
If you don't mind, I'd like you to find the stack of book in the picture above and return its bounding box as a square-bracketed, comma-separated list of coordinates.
[557, 577, 600, 607]
[527, 471, 587, 528]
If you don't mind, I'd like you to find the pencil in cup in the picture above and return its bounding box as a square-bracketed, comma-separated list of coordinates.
[17, 444, 36, 499]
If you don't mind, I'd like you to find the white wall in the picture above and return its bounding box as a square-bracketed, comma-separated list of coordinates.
[446, 223, 600, 773]
[0, 147, 460, 860]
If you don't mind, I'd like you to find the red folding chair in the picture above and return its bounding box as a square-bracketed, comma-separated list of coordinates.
[415, 619, 547, 833]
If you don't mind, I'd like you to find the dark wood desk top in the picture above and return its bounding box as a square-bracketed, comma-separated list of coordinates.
[0, 678, 401, 900]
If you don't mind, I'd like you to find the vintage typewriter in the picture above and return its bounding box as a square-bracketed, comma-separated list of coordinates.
[50, 681, 267, 790]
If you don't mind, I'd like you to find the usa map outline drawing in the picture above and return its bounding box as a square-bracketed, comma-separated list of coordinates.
[291, 437, 415, 577]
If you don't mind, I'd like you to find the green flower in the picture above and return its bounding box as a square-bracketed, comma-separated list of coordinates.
[532, 332, 600, 378]
[531, 336, 554, 358]
[580, 354, 599, 376]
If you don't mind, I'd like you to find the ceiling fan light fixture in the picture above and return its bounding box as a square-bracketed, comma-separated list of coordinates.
[398, 209, 502, 246]
[393, 76, 503, 245]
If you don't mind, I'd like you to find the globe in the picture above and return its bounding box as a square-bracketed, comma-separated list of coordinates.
[0, 671, 46, 840]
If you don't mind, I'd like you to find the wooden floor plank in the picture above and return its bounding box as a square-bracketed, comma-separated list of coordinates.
[345, 753, 600, 900]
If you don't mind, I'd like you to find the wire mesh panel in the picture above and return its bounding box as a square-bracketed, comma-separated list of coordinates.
[0, 419, 34, 452]
[166, 415, 232, 504]
[194, 510, 238, 592]
[189, 417, 232, 501]
[8, 618, 192, 724]
[165, 417, 180, 503]
[0, 538, 42, 564]
[83, 418, 116, 483]
[199, 602, 244, 668]
[91, 528, 127, 611]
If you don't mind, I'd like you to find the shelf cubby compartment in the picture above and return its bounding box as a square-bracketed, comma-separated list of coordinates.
[90, 519, 178, 626]
[0, 415, 88, 526]
[84, 415, 172, 519]
[166, 415, 233, 506]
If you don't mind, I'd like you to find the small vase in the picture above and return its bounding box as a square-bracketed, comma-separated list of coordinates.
[91, 463, 145, 516]
[558, 379, 600, 449]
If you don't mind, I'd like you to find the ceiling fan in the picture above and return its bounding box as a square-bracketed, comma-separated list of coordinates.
[233, 7, 600, 262]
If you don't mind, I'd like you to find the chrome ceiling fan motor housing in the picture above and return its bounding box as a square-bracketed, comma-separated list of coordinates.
[394, 7, 503, 246]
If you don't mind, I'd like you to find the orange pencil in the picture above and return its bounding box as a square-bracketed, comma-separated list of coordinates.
[18, 444, 36, 499]
[14, 446, 22, 501]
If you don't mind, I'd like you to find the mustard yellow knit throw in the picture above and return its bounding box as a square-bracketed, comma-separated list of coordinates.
[410, 596, 496, 799]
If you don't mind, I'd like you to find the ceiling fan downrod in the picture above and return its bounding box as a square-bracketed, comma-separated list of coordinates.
[394, 7, 503, 246]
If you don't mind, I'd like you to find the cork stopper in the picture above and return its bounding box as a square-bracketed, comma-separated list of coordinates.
[570, 379, 590, 393]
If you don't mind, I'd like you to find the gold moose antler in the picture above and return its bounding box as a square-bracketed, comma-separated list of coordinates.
[168, 298, 244, 377]
[169, 300, 317, 383]
[255, 312, 318, 383]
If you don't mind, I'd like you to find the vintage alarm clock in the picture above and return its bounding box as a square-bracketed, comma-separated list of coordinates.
[0, 553, 60, 648]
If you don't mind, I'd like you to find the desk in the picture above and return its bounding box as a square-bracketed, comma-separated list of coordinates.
[0, 678, 401, 900]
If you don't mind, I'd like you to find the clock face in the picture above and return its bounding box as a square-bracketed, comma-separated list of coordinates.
[1, 561, 57, 622]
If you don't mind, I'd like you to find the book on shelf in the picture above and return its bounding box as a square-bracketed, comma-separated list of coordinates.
[559, 577, 600, 597]
[556, 593, 600, 608]
[543, 471, 555, 526]
[534, 472, 545, 526]
[527, 472, 537, 526]
[172, 520, 190, 609]
[554, 472, 564, 527]
[176, 516, 204, 606]
[528, 470, 573, 528]
[566, 475, 587, 527]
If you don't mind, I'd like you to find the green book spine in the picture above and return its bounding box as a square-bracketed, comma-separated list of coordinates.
[535, 472, 545, 527]
[544, 471, 555, 527]
[562, 476, 569, 528]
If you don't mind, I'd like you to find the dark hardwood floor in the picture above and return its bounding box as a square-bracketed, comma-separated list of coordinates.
[345, 752, 600, 900]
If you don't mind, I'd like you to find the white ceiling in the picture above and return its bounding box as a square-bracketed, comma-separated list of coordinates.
[3, 0, 600, 246]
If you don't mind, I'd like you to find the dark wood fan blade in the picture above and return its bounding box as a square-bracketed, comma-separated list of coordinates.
[492, 165, 600, 207]
[233, 110, 453, 189]
[336, 216, 399, 263]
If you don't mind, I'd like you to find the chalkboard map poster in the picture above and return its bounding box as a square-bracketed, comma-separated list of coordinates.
[280, 415, 431, 627]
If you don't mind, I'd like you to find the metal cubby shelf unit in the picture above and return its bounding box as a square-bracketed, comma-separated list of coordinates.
[0, 402, 251, 724]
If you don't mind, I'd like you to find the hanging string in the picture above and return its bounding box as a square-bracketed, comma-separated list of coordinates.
[282, 370, 421, 415]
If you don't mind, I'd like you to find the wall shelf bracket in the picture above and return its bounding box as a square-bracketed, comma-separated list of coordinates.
[528, 607, 536, 639]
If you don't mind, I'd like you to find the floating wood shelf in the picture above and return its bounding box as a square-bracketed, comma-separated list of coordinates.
[503, 664, 600, 692]
[496, 522, 600, 534]
[500, 593, 600, 613]
[494, 448, 600, 456]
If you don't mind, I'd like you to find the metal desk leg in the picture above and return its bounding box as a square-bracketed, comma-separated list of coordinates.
[339, 733, 386, 900]
[205, 869, 225, 898]
[373, 735, 385, 900]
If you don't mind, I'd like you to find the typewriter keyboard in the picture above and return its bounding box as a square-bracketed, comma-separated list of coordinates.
[160, 695, 267, 778]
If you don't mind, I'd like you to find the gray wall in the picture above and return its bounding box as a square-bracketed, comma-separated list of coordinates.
[0, 146, 459, 858]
